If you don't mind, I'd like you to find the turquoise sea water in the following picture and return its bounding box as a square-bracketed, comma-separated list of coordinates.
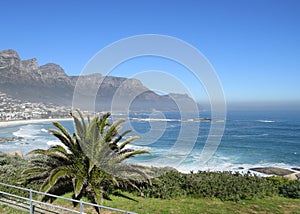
[0, 110, 299, 173]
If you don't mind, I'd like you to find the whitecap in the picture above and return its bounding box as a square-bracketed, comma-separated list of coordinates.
[13, 124, 41, 139]
[126, 144, 150, 151]
[41, 128, 48, 133]
[129, 117, 182, 122]
[256, 120, 275, 123]
[175, 159, 300, 175]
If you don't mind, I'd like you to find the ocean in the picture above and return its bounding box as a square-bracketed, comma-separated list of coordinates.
[0, 110, 299, 173]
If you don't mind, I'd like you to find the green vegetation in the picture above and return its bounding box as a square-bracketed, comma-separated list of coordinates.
[0, 152, 38, 196]
[0, 110, 300, 213]
[0, 151, 300, 213]
[103, 194, 300, 214]
[0, 204, 27, 214]
[279, 180, 300, 199]
[1, 195, 300, 214]
[139, 170, 276, 201]
[21, 110, 150, 213]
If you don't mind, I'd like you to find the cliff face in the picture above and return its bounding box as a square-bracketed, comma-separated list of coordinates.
[0, 49, 197, 111]
[39, 63, 72, 85]
[0, 49, 23, 83]
[0, 50, 70, 85]
[0, 49, 21, 70]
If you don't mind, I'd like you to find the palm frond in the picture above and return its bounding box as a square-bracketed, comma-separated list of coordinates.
[45, 166, 72, 190]
[76, 109, 87, 134]
[118, 136, 140, 150]
[90, 184, 102, 205]
[98, 112, 111, 134]
[22, 167, 45, 175]
[49, 129, 74, 151]
[52, 122, 72, 142]
[27, 148, 49, 156]
[48, 145, 69, 155]
[73, 177, 85, 197]
[116, 150, 150, 162]
[103, 119, 125, 143]
[70, 112, 85, 139]
[113, 130, 132, 144]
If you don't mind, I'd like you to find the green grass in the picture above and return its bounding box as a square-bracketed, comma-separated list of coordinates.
[0, 204, 27, 214]
[49, 193, 300, 213]
[1, 195, 300, 214]
[103, 195, 300, 214]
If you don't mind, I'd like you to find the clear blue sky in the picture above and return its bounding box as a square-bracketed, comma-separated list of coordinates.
[1, 0, 299, 107]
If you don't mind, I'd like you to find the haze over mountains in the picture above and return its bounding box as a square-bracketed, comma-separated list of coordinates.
[0, 49, 197, 111]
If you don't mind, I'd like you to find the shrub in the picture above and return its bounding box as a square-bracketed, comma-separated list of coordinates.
[279, 180, 300, 198]
[265, 176, 290, 189]
[141, 170, 276, 201]
[0, 152, 43, 197]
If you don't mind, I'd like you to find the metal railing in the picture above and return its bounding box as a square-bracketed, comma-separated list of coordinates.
[0, 182, 136, 214]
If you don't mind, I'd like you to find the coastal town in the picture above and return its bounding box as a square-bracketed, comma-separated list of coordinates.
[0, 91, 71, 121]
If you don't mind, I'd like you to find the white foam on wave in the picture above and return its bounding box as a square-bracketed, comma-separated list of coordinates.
[126, 144, 151, 151]
[176, 158, 299, 175]
[256, 120, 275, 123]
[41, 128, 48, 133]
[232, 133, 269, 138]
[131, 118, 180, 122]
[13, 124, 42, 139]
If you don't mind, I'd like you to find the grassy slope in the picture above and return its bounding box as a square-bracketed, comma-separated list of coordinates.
[0, 204, 27, 214]
[1, 194, 300, 214]
[103, 195, 300, 214]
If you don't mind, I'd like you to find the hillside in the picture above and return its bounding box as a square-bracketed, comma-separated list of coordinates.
[0, 49, 197, 111]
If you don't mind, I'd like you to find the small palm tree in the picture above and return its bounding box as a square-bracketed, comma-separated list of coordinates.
[23, 110, 150, 212]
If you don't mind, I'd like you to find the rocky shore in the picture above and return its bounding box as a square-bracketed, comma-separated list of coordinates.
[0, 137, 23, 143]
[250, 167, 300, 180]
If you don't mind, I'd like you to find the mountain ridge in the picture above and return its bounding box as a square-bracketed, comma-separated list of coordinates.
[0, 49, 197, 111]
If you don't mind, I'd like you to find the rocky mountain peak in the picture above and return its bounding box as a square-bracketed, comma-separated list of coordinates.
[0, 49, 21, 69]
[0, 49, 197, 110]
[22, 58, 39, 71]
[122, 78, 147, 90]
[39, 63, 71, 85]
[0, 49, 20, 59]
[39, 63, 68, 77]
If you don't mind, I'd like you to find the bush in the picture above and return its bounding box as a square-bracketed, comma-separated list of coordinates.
[0, 152, 39, 197]
[266, 176, 290, 188]
[279, 180, 300, 198]
[0, 151, 299, 202]
[141, 170, 277, 201]
[141, 170, 186, 199]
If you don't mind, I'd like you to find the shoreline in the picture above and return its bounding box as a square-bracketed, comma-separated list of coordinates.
[0, 118, 73, 127]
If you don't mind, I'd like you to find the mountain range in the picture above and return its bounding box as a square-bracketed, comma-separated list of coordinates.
[0, 49, 197, 111]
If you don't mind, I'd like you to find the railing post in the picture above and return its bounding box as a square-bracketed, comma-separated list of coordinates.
[80, 199, 84, 213]
[29, 188, 33, 214]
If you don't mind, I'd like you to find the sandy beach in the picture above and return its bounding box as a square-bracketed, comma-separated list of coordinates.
[0, 118, 73, 127]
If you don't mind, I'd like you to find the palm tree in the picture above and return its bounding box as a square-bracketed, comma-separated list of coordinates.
[23, 110, 150, 212]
